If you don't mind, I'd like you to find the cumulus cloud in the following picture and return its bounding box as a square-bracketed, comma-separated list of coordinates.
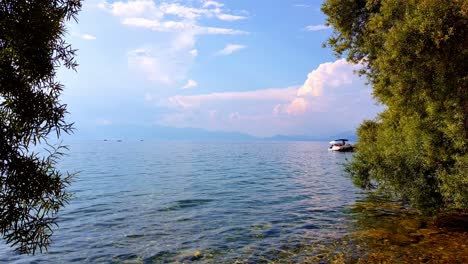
[182, 79, 198, 89]
[304, 24, 330, 31]
[297, 58, 359, 97]
[286, 98, 308, 115]
[217, 44, 247, 56]
[155, 59, 381, 136]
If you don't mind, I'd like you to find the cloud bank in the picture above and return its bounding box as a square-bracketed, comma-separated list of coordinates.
[147, 59, 381, 136]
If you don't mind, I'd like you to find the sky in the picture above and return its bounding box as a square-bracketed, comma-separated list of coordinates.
[60, 0, 382, 138]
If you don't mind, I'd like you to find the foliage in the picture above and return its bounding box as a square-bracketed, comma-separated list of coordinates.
[322, 0, 468, 213]
[0, 0, 81, 254]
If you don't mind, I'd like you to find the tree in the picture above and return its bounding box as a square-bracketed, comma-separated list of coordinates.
[0, 0, 81, 254]
[322, 0, 467, 213]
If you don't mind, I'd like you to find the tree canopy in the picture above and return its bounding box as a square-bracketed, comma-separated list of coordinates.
[322, 0, 467, 212]
[0, 0, 81, 253]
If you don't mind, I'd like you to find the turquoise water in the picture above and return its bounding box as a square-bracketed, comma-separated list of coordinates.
[0, 141, 360, 263]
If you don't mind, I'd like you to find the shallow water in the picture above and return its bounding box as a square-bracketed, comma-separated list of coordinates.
[304, 197, 468, 263]
[0, 141, 360, 263]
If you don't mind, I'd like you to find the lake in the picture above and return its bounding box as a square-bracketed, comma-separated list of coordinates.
[0, 141, 361, 263]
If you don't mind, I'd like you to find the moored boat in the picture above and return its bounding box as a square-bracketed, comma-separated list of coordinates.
[328, 139, 354, 152]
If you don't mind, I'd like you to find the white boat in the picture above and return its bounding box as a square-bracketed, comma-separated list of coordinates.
[328, 139, 354, 152]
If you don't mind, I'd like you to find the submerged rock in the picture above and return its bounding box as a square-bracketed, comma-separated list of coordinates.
[291, 200, 468, 263]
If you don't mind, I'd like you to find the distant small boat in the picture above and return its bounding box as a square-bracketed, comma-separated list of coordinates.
[328, 139, 354, 152]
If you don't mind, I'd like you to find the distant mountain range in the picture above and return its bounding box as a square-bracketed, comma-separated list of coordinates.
[64, 125, 357, 142]
[263, 131, 357, 142]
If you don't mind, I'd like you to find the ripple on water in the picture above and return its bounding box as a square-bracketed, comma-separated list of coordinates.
[0, 141, 362, 263]
[157, 199, 214, 212]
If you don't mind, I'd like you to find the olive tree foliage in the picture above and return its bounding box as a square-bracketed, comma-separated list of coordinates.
[0, 0, 81, 254]
[322, 0, 467, 213]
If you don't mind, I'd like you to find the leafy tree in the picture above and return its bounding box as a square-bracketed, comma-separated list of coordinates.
[0, 0, 81, 253]
[322, 0, 467, 213]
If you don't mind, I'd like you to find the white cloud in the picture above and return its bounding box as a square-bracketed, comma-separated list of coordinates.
[197, 27, 248, 35]
[82, 34, 96, 40]
[273, 104, 282, 115]
[172, 31, 197, 51]
[164, 87, 298, 109]
[124, 29, 245, 82]
[159, 2, 204, 20]
[121, 17, 160, 29]
[121, 17, 248, 36]
[190, 49, 198, 57]
[216, 13, 246, 21]
[182, 79, 198, 89]
[155, 59, 381, 137]
[286, 98, 308, 115]
[304, 24, 330, 31]
[293, 4, 311, 8]
[297, 58, 359, 97]
[217, 44, 247, 56]
[127, 49, 170, 83]
[280, 59, 373, 117]
[127, 47, 193, 84]
[203, 1, 223, 8]
[99, 0, 161, 18]
[99, 0, 246, 28]
[100, 0, 247, 34]
[100, 0, 248, 82]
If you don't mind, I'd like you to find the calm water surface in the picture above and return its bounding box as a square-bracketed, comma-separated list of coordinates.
[0, 141, 360, 263]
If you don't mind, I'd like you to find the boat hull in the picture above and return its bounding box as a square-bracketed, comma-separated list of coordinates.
[329, 145, 354, 152]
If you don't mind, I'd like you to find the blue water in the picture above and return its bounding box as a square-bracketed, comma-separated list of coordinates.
[0, 141, 361, 263]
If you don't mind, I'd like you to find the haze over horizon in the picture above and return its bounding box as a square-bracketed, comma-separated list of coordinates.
[60, 0, 382, 138]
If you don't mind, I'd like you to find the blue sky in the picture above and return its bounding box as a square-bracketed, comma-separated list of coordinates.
[60, 0, 381, 137]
